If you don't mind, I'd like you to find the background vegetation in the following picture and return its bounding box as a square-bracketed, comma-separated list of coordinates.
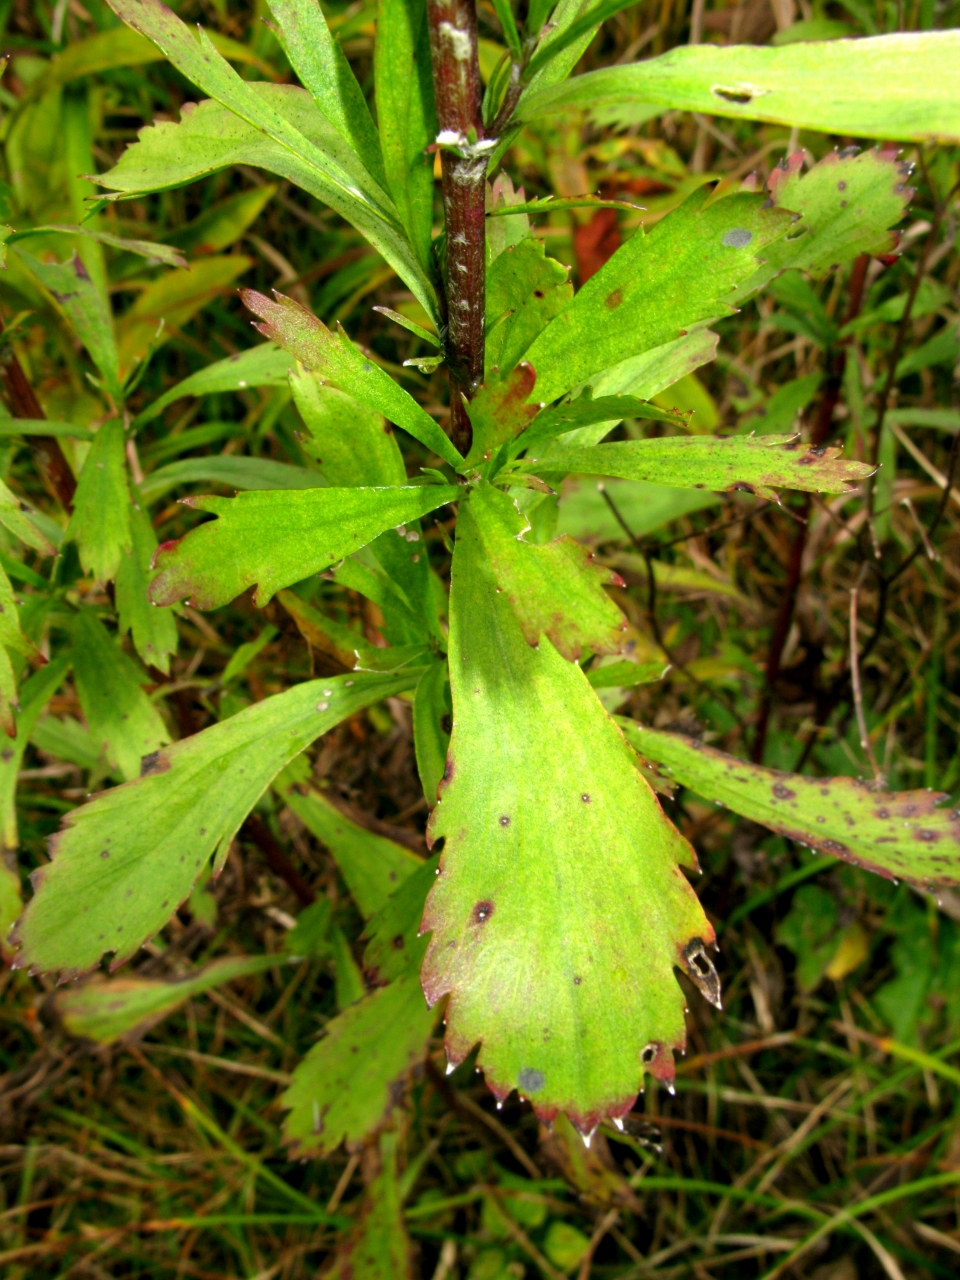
[1, 0, 959, 1277]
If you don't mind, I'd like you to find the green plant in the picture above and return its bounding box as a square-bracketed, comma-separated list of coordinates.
[2, 1, 960, 1271]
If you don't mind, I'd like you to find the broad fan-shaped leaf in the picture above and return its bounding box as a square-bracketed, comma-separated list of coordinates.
[528, 434, 873, 500]
[733, 147, 913, 302]
[619, 722, 960, 890]
[12, 670, 420, 978]
[517, 31, 960, 143]
[54, 953, 281, 1044]
[242, 289, 462, 468]
[522, 187, 792, 404]
[467, 481, 626, 661]
[149, 484, 457, 610]
[281, 974, 436, 1157]
[420, 495, 717, 1131]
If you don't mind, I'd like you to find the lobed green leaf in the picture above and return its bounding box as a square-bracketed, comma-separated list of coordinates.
[523, 187, 792, 404]
[242, 289, 463, 468]
[465, 481, 626, 660]
[150, 484, 457, 611]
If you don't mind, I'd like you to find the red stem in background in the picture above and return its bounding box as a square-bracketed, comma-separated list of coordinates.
[0, 319, 76, 512]
[426, 0, 487, 456]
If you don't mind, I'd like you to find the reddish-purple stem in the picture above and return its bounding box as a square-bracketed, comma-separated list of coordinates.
[426, 0, 487, 456]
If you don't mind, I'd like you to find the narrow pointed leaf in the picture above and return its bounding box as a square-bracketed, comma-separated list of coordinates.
[281, 975, 436, 1157]
[276, 588, 426, 673]
[135, 343, 293, 427]
[0, 656, 72, 855]
[421, 494, 716, 1129]
[523, 188, 792, 404]
[467, 481, 626, 660]
[275, 769, 421, 919]
[517, 31, 960, 143]
[413, 661, 451, 806]
[291, 374, 407, 487]
[363, 854, 438, 984]
[16, 249, 121, 401]
[10, 223, 187, 268]
[266, 0, 386, 185]
[242, 289, 463, 467]
[13, 670, 420, 977]
[115, 499, 179, 675]
[54, 953, 281, 1044]
[619, 721, 960, 891]
[97, 0, 438, 316]
[66, 420, 132, 584]
[529, 434, 873, 500]
[72, 612, 170, 783]
[139, 456, 325, 505]
[375, 0, 437, 271]
[149, 484, 457, 610]
[0, 478, 56, 556]
[514, 394, 686, 458]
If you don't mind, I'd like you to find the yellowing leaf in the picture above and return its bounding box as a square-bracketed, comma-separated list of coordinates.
[528, 433, 873, 501]
[54, 953, 281, 1044]
[620, 722, 960, 890]
[421, 489, 717, 1132]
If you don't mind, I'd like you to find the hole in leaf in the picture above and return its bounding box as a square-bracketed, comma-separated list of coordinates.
[683, 938, 722, 1009]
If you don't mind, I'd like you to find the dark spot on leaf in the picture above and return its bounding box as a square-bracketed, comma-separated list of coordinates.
[518, 1067, 545, 1093]
[140, 751, 164, 777]
[821, 840, 848, 853]
[499, 815, 510, 827]
[732, 482, 755, 494]
[837, 180, 847, 191]
[876, 808, 890, 819]
[605, 287, 623, 310]
[713, 86, 754, 104]
[473, 901, 494, 923]
[581, 793, 591, 803]
[772, 783, 795, 800]
[574, 976, 582, 986]
[722, 228, 753, 248]
[917, 829, 939, 843]
[641, 1044, 658, 1064]
[392, 934, 405, 949]
[100, 849, 110, 859]
[534, 290, 544, 298]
